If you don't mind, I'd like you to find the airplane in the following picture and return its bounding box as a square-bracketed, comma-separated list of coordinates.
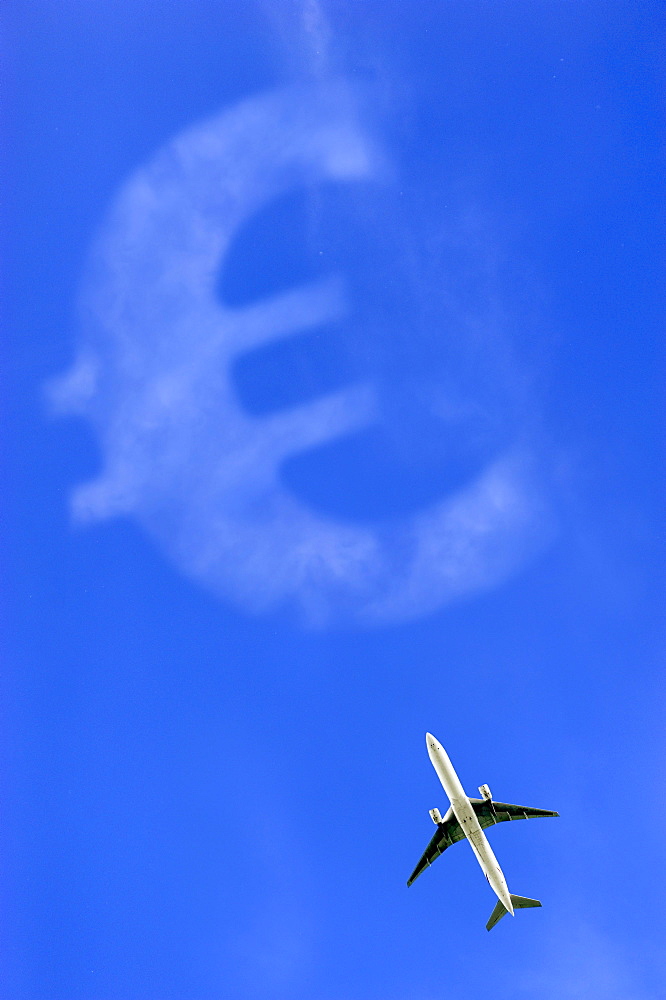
[407, 733, 559, 930]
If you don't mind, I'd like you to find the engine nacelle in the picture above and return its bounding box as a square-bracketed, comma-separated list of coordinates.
[478, 784, 492, 801]
[429, 807, 443, 825]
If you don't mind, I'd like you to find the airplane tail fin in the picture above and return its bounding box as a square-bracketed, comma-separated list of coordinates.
[486, 894, 541, 931]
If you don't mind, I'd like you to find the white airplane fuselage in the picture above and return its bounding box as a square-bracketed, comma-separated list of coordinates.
[426, 733, 514, 915]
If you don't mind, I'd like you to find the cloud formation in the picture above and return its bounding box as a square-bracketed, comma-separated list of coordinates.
[50, 81, 548, 627]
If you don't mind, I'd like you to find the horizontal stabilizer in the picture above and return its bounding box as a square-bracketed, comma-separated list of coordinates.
[511, 894, 542, 910]
[486, 894, 541, 931]
[486, 899, 509, 931]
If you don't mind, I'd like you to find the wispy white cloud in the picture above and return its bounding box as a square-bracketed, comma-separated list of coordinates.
[50, 80, 549, 628]
[258, 0, 334, 80]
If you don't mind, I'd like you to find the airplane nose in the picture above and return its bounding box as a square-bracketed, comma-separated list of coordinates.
[426, 732, 436, 747]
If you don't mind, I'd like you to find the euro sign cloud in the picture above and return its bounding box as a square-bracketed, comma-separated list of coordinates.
[51, 82, 547, 628]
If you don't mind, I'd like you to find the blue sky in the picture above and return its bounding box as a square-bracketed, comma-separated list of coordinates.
[3, 2, 664, 998]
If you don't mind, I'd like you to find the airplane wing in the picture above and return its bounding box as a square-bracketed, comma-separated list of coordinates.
[407, 800, 559, 886]
[472, 799, 559, 829]
[406, 816, 466, 886]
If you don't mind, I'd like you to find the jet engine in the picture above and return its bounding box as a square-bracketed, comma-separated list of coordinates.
[429, 807, 443, 824]
[478, 784, 492, 801]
